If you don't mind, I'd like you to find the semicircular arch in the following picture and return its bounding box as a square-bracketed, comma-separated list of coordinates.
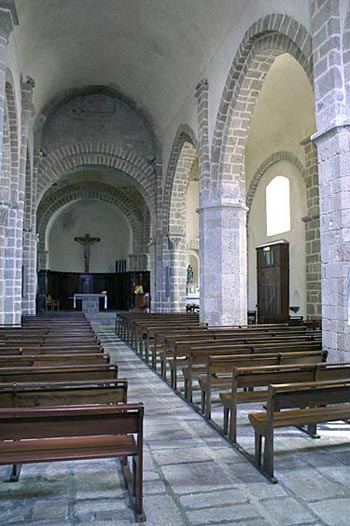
[163, 124, 198, 234]
[246, 151, 307, 220]
[211, 14, 313, 198]
[37, 181, 149, 257]
[37, 142, 157, 223]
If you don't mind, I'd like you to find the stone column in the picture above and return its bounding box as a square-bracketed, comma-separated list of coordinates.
[311, 0, 350, 359]
[196, 79, 248, 326]
[168, 233, 186, 312]
[301, 138, 321, 320]
[147, 238, 156, 311]
[20, 77, 35, 315]
[152, 160, 164, 312]
[0, 207, 9, 323]
[5, 76, 34, 324]
[0, 1, 18, 324]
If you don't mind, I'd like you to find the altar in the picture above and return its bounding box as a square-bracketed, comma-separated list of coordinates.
[73, 293, 107, 314]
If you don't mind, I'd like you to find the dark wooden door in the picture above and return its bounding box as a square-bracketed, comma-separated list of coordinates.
[256, 242, 289, 324]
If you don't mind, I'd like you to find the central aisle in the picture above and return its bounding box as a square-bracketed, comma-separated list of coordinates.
[91, 316, 343, 526]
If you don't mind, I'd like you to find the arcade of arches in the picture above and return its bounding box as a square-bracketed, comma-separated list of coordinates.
[0, 1, 349, 359]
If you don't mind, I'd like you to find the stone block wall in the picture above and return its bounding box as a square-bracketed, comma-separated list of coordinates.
[41, 91, 156, 162]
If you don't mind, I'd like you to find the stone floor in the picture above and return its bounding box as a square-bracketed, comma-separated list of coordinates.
[1, 313, 350, 526]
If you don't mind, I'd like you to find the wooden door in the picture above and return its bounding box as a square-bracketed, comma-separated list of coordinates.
[257, 242, 289, 323]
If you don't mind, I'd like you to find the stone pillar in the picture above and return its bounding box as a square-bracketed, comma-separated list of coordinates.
[196, 79, 248, 326]
[0, 1, 18, 324]
[147, 239, 156, 311]
[301, 138, 321, 320]
[199, 204, 248, 326]
[152, 160, 164, 312]
[28, 151, 39, 314]
[311, 0, 350, 359]
[20, 77, 35, 315]
[5, 76, 34, 324]
[0, 207, 9, 324]
[168, 233, 186, 312]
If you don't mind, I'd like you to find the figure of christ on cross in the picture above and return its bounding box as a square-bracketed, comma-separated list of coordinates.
[74, 233, 101, 273]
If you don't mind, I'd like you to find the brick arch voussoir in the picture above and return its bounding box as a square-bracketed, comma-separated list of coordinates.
[211, 13, 313, 171]
[37, 182, 146, 253]
[246, 151, 307, 220]
[163, 125, 198, 233]
[37, 143, 156, 214]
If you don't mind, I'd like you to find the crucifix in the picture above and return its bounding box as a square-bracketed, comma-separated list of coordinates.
[74, 233, 100, 273]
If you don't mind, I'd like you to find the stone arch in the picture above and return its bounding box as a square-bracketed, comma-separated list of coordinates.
[162, 125, 198, 311]
[211, 14, 313, 195]
[246, 151, 307, 219]
[5, 78, 19, 203]
[36, 142, 157, 225]
[0, 98, 10, 203]
[37, 182, 149, 262]
[163, 124, 198, 234]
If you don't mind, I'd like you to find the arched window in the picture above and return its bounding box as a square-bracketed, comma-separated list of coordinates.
[266, 176, 290, 236]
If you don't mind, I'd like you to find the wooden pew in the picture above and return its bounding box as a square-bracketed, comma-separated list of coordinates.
[0, 344, 105, 354]
[117, 312, 199, 345]
[0, 403, 146, 522]
[221, 361, 350, 444]
[179, 339, 321, 396]
[0, 379, 127, 407]
[248, 379, 350, 482]
[158, 330, 321, 376]
[0, 364, 118, 383]
[196, 350, 328, 418]
[0, 353, 110, 367]
[166, 339, 322, 389]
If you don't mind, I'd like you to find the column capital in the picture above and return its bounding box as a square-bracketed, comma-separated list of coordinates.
[0, 1, 18, 42]
[168, 233, 184, 249]
[21, 75, 35, 92]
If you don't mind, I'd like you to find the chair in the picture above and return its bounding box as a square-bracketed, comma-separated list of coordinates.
[46, 294, 60, 312]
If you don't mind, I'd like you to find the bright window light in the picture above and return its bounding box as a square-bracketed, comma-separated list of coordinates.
[266, 176, 291, 236]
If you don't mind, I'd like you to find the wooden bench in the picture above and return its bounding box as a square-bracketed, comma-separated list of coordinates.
[181, 343, 323, 401]
[159, 331, 321, 379]
[0, 403, 145, 521]
[196, 350, 327, 418]
[0, 352, 110, 367]
[0, 344, 105, 354]
[0, 364, 118, 383]
[221, 361, 350, 444]
[0, 378, 128, 408]
[248, 379, 350, 482]
[167, 339, 321, 390]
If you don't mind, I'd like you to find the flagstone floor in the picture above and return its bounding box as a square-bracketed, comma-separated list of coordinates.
[0, 313, 349, 526]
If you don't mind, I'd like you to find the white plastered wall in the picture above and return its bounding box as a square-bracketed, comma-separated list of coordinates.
[47, 200, 132, 273]
[248, 161, 307, 318]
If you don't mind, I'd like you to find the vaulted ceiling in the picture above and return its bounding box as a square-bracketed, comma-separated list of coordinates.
[14, 0, 248, 134]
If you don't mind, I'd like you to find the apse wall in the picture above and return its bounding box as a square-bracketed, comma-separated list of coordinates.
[47, 200, 132, 273]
